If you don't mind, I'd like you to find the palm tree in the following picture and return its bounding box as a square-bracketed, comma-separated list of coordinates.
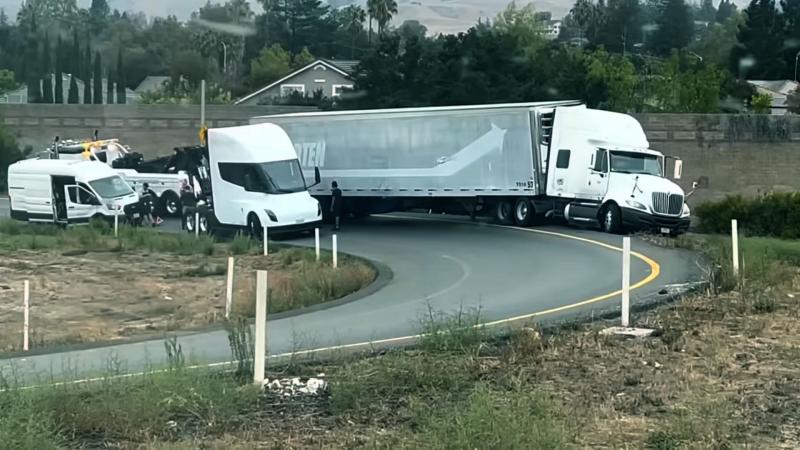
[343, 5, 366, 58]
[367, 0, 380, 43]
[374, 0, 399, 35]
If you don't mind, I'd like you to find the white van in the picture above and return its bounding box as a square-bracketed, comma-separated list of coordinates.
[183, 123, 322, 235]
[8, 159, 140, 225]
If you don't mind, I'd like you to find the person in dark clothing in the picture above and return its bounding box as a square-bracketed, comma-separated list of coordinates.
[141, 183, 162, 226]
[331, 180, 343, 231]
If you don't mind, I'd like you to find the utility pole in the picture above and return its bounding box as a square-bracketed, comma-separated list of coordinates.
[795, 50, 799, 82]
[221, 41, 228, 74]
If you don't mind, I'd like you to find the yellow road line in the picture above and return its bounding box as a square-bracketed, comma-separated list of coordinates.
[7, 217, 661, 389]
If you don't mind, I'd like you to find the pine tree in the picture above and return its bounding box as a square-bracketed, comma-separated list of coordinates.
[83, 42, 92, 104]
[106, 66, 114, 104]
[716, 0, 737, 22]
[782, 0, 800, 79]
[0, 8, 8, 26]
[55, 37, 64, 103]
[730, 0, 785, 78]
[71, 28, 81, 78]
[41, 33, 54, 103]
[68, 75, 79, 103]
[648, 0, 694, 55]
[25, 16, 42, 103]
[698, 0, 716, 21]
[93, 51, 103, 104]
[116, 47, 126, 104]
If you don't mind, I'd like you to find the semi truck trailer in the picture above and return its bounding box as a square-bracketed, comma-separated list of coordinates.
[253, 102, 691, 235]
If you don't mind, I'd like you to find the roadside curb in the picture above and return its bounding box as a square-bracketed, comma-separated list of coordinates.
[0, 253, 394, 360]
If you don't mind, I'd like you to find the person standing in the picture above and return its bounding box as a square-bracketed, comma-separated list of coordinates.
[331, 180, 343, 231]
[141, 183, 163, 226]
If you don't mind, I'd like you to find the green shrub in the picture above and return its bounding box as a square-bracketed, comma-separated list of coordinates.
[695, 193, 800, 239]
[228, 232, 255, 255]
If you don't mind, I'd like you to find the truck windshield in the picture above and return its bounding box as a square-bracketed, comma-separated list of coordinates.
[89, 176, 134, 199]
[609, 152, 663, 177]
[258, 159, 307, 194]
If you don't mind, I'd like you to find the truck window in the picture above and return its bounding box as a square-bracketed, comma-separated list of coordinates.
[218, 163, 269, 193]
[67, 186, 79, 203]
[556, 150, 571, 169]
[593, 149, 608, 172]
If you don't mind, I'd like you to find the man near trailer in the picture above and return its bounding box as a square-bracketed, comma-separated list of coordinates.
[331, 180, 343, 231]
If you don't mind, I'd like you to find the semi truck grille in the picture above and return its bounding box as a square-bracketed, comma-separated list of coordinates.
[652, 192, 683, 215]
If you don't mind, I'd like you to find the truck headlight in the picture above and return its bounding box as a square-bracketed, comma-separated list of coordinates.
[681, 203, 690, 217]
[625, 199, 648, 211]
[265, 210, 278, 222]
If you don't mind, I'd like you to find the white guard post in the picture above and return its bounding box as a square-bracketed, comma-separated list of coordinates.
[253, 270, 268, 384]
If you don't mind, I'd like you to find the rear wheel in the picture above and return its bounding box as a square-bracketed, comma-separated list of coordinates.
[600, 203, 622, 234]
[513, 198, 533, 226]
[494, 200, 513, 225]
[160, 191, 181, 217]
[184, 211, 209, 234]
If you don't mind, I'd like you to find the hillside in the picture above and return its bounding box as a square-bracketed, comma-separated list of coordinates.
[0, 0, 751, 35]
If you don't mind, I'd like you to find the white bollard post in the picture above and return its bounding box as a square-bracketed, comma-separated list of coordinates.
[253, 270, 268, 385]
[194, 212, 200, 237]
[263, 224, 268, 256]
[225, 257, 234, 319]
[731, 219, 740, 277]
[114, 205, 120, 237]
[332, 234, 338, 269]
[315, 228, 320, 262]
[23, 280, 29, 351]
[621, 237, 631, 328]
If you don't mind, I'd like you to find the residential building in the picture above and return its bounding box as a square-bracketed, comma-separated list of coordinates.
[235, 59, 357, 106]
[746, 80, 799, 115]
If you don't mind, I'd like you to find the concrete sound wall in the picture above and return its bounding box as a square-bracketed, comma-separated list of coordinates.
[0, 104, 314, 157]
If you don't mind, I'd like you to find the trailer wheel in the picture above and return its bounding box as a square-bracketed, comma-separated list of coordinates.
[247, 213, 263, 240]
[494, 200, 513, 225]
[160, 191, 181, 217]
[600, 203, 622, 234]
[513, 198, 534, 227]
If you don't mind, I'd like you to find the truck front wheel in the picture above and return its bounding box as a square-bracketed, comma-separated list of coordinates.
[160, 191, 181, 217]
[247, 213, 264, 240]
[600, 203, 622, 234]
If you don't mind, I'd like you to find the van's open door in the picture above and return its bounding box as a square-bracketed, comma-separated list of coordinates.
[64, 185, 99, 223]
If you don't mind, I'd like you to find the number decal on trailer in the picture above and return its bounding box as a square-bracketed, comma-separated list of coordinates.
[515, 181, 535, 189]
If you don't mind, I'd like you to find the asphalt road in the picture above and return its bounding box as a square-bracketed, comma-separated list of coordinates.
[0, 197, 701, 384]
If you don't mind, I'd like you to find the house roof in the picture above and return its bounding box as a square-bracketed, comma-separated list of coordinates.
[135, 76, 170, 93]
[234, 59, 357, 105]
[322, 59, 359, 74]
[747, 80, 799, 109]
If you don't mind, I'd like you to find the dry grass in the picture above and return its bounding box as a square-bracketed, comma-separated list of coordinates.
[0, 244, 375, 352]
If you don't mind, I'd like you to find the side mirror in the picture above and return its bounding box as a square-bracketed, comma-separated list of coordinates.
[315, 166, 321, 184]
[673, 159, 683, 180]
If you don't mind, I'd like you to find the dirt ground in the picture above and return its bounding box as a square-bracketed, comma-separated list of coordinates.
[0, 249, 374, 352]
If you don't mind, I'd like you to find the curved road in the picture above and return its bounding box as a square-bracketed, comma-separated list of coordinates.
[0, 198, 700, 384]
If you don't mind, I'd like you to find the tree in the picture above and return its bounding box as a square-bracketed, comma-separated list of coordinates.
[250, 44, 292, 87]
[41, 34, 53, 103]
[782, 0, 800, 80]
[341, 5, 366, 57]
[93, 51, 103, 104]
[568, 0, 597, 42]
[293, 47, 315, 68]
[54, 37, 64, 103]
[83, 42, 92, 104]
[492, 1, 546, 49]
[788, 88, 800, 113]
[67, 74, 79, 103]
[116, 47, 126, 104]
[373, 0, 398, 35]
[594, 0, 643, 53]
[649, 0, 694, 55]
[264, 0, 334, 54]
[89, 0, 110, 33]
[0, 9, 8, 26]
[690, 14, 742, 67]
[716, 0, 737, 22]
[730, 0, 785, 79]
[397, 19, 427, 41]
[106, 67, 114, 104]
[645, 51, 725, 112]
[584, 48, 640, 111]
[750, 92, 773, 112]
[367, 0, 379, 42]
[70, 28, 81, 78]
[698, 0, 716, 21]
[0, 69, 15, 96]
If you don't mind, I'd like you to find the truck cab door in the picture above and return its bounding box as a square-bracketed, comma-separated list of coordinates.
[584, 148, 609, 200]
[64, 185, 98, 222]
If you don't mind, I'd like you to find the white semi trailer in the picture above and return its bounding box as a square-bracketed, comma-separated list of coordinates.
[253, 102, 691, 235]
